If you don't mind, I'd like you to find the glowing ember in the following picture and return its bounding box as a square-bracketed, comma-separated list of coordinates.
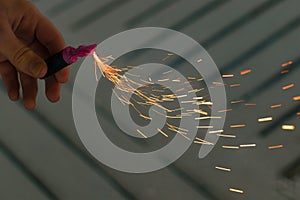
[281, 61, 293, 67]
[215, 166, 231, 172]
[268, 145, 283, 149]
[229, 188, 244, 194]
[230, 124, 246, 128]
[240, 144, 256, 148]
[282, 83, 294, 90]
[240, 69, 252, 75]
[258, 117, 273, 122]
[281, 125, 295, 131]
[270, 104, 282, 109]
[293, 96, 300, 101]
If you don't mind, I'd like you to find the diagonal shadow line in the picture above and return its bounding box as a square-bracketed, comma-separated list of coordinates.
[124, 0, 282, 73]
[162, 12, 300, 83]
[0, 139, 58, 200]
[168, 164, 219, 200]
[27, 108, 138, 200]
[202, 0, 283, 47]
[168, 0, 282, 68]
[126, 0, 180, 28]
[170, 0, 229, 30]
[260, 103, 300, 137]
[123, 0, 230, 62]
[71, 0, 131, 31]
[220, 14, 300, 74]
[0, 83, 137, 200]
[281, 155, 300, 179]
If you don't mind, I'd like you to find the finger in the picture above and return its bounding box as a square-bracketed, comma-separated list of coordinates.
[45, 76, 60, 103]
[19, 73, 38, 110]
[0, 61, 19, 101]
[0, 15, 47, 78]
[35, 15, 70, 83]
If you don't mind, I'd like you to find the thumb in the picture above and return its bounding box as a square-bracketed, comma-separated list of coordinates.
[0, 18, 47, 78]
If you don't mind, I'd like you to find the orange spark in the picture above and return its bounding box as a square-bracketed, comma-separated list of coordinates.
[230, 83, 241, 87]
[230, 124, 246, 128]
[240, 69, 252, 75]
[281, 61, 293, 67]
[268, 145, 283, 150]
[293, 96, 300, 101]
[281, 69, 289, 74]
[282, 83, 294, 90]
[270, 104, 282, 109]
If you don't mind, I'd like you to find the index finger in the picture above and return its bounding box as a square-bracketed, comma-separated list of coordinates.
[35, 14, 70, 83]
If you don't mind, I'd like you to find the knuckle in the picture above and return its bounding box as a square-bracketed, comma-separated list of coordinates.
[13, 46, 31, 64]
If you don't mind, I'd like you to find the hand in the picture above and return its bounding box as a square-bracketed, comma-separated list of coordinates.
[0, 0, 69, 110]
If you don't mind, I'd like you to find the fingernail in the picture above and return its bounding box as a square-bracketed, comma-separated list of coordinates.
[9, 90, 19, 101]
[24, 100, 36, 110]
[30, 62, 46, 77]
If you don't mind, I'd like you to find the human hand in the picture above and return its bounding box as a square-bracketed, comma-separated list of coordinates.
[0, 0, 69, 110]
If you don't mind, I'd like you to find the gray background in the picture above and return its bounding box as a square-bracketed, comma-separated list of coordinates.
[0, 0, 300, 199]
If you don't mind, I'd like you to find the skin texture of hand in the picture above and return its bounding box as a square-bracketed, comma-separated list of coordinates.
[0, 0, 69, 110]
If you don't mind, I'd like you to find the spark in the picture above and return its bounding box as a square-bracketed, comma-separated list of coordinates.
[209, 130, 224, 134]
[222, 146, 240, 149]
[293, 96, 300, 101]
[137, 129, 148, 138]
[195, 116, 222, 120]
[181, 100, 196, 104]
[197, 126, 213, 129]
[217, 134, 236, 138]
[240, 69, 252, 75]
[213, 82, 225, 86]
[172, 79, 181, 82]
[193, 109, 208, 115]
[281, 69, 289, 74]
[163, 70, 173, 74]
[270, 104, 282, 109]
[240, 144, 256, 148]
[175, 87, 185, 92]
[268, 145, 283, 149]
[215, 166, 232, 172]
[258, 117, 273, 122]
[231, 100, 245, 104]
[193, 96, 203, 100]
[197, 101, 213, 106]
[281, 61, 293, 67]
[222, 74, 234, 78]
[162, 54, 174, 61]
[230, 83, 241, 87]
[297, 112, 300, 116]
[282, 83, 294, 90]
[281, 125, 295, 131]
[188, 88, 204, 93]
[229, 188, 244, 194]
[194, 137, 214, 145]
[176, 94, 188, 98]
[230, 124, 246, 128]
[158, 78, 170, 82]
[157, 128, 169, 138]
[218, 109, 232, 113]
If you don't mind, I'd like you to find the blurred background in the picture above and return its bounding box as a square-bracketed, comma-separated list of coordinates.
[1, 0, 300, 199]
